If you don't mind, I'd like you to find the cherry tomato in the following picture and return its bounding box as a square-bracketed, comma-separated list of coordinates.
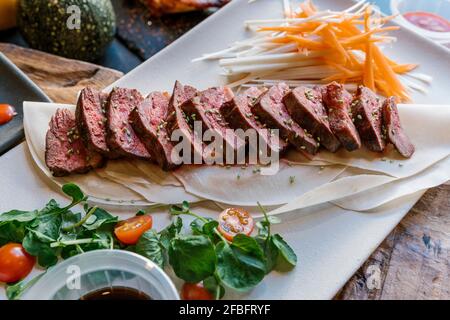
[114, 215, 153, 245]
[0, 243, 35, 283]
[217, 208, 254, 241]
[0, 104, 17, 125]
[181, 282, 213, 300]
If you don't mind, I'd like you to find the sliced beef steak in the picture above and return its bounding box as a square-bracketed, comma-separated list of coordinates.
[46, 109, 104, 177]
[252, 83, 318, 155]
[75, 87, 116, 157]
[221, 87, 288, 156]
[351, 86, 385, 152]
[382, 97, 415, 158]
[322, 82, 362, 151]
[182, 86, 246, 160]
[166, 81, 204, 163]
[131, 91, 179, 171]
[106, 87, 151, 160]
[283, 86, 340, 152]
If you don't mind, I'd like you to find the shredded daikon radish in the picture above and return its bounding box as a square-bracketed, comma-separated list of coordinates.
[195, 0, 430, 101]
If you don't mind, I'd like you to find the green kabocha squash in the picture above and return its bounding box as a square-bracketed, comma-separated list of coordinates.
[18, 0, 116, 62]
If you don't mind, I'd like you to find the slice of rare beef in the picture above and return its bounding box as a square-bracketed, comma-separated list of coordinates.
[46, 109, 104, 177]
[221, 87, 288, 156]
[106, 87, 151, 160]
[131, 91, 179, 171]
[166, 81, 204, 164]
[76, 87, 118, 158]
[351, 86, 385, 152]
[322, 82, 362, 151]
[283, 86, 341, 152]
[382, 97, 415, 158]
[252, 83, 318, 155]
[181, 86, 246, 160]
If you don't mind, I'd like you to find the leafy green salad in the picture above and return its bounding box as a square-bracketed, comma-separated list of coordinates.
[0, 183, 297, 300]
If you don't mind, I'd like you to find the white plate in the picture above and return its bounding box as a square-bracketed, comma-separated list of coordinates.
[1, 0, 449, 300]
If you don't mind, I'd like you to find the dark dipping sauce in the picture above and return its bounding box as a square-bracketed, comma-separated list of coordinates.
[80, 287, 152, 300]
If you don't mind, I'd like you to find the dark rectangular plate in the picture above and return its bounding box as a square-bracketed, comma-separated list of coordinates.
[0, 52, 51, 155]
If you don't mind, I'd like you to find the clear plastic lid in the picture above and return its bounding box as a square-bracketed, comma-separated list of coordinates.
[21, 250, 180, 300]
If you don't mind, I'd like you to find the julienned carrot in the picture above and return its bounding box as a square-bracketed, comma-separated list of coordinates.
[372, 45, 406, 94]
[286, 35, 326, 50]
[392, 64, 418, 74]
[340, 26, 400, 45]
[321, 26, 349, 63]
[259, 23, 321, 33]
[363, 7, 375, 91]
[299, 1, 316, 17]
[200, 1, 423, 102]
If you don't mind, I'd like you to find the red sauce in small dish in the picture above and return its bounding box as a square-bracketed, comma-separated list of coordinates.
[0, 104, 17, 125]
[403, 11, 450, 32]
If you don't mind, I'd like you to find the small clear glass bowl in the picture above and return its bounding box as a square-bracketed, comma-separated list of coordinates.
[21, 250, 180, 300]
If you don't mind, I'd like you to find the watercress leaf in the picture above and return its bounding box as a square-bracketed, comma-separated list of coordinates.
[169, 235, 216, 283]
[203, 276, 225, 300]
[135, 210, 146, 216]
[216, 235, 266, 291]
[39, 199, 60, 215]
[190, 218, 204, 235]
[190, 218, 218, 242]
[32, 211, 62, 242]
[60, 245, 81, 260]
[135, 230, 165, 269]
[169, 205, 184, 216]
[182, 201, 190, 212]
[22, 232, 58, 268]
[256, 220, 270, 239]
[203, 220, 219, 235]
[0, 210, 38, 225]
[82, 208, 118, 231]
[80, 231, 113, 251]
[272, 234, 297, 267]
[62, 183, 86, 203]
[159, 217, 182, 250]
[61, 211, 81, 230]
[255, 236, 278, 274]
[0, 221, 28, 245]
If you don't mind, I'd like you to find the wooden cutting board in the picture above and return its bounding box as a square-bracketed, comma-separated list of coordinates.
[0, 43, 123, 104]
[1, 41, 449, 300]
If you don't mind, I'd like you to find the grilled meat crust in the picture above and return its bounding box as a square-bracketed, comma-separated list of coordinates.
[105, 87, 151, 160]
[181, 86, 247, 161]
[131, 91, 179, 171]
[351, 86, 385, 152]
[322, 82, 362, 151]
[76, 87, 118, 158]
[382, 97, 415, 158]
[46, 109, 104, 177]
[166, 81, 204, 163]
[284, 86, 341, 152]
[221, 87, 288, 156]
[252, 83, 318, 155]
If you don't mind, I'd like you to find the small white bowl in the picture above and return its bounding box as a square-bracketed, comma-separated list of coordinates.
[390, 0, 450, 46]
[21, 250, 180, 300]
